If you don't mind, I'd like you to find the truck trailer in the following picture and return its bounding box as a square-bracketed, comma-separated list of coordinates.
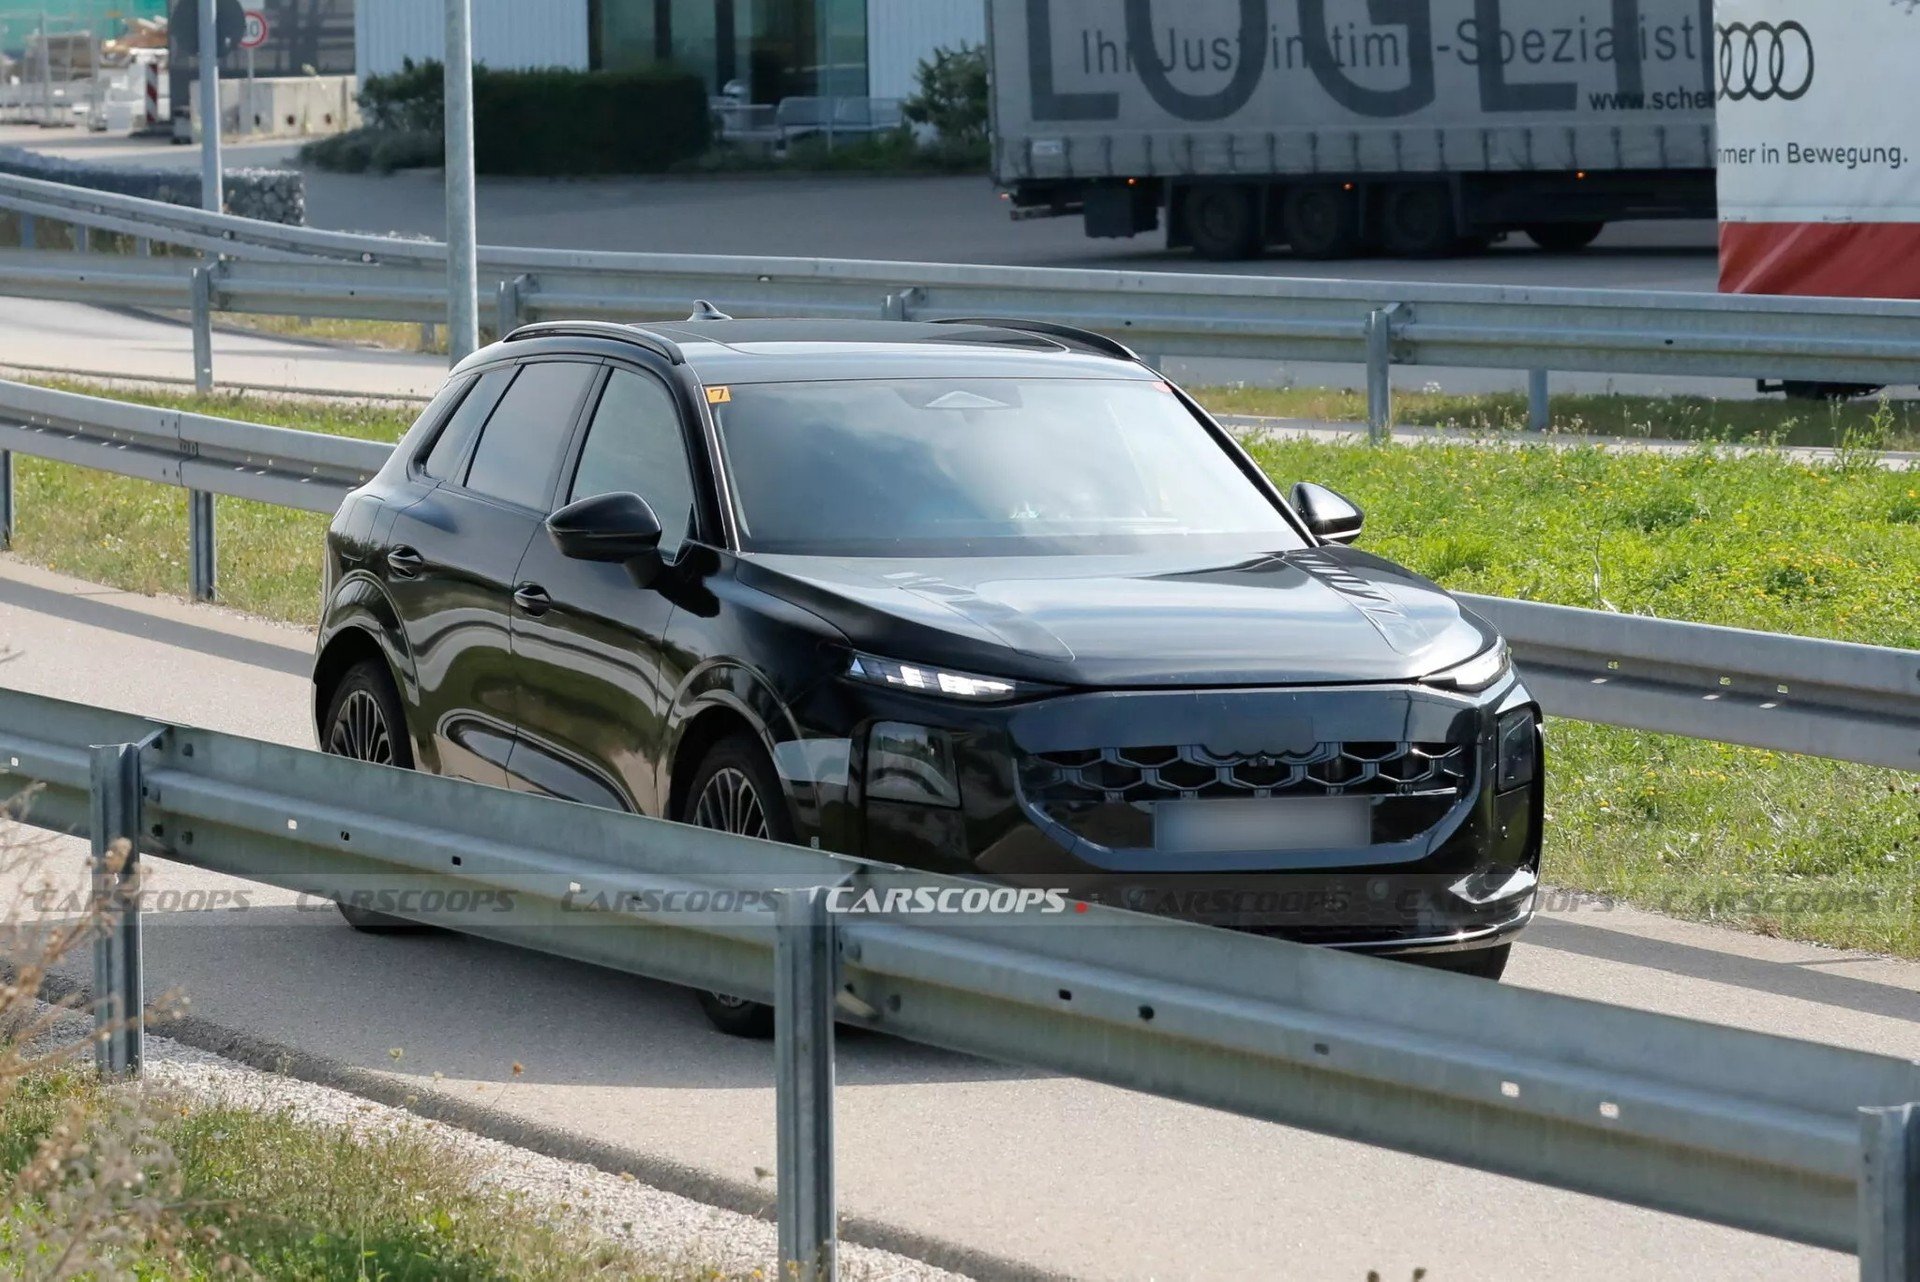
[989, 0, 1718, 259]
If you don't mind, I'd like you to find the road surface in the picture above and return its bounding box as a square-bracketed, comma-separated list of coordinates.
[1, 553, 1910, 1281]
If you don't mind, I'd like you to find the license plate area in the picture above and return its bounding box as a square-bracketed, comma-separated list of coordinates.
[1154, 797, 1372, 854]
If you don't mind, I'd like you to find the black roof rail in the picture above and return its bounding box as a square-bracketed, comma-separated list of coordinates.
[930, 317, 1140, 364]
[504, 321, 686, 365]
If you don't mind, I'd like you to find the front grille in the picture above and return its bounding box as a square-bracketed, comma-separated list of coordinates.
[1021, 742, 1471, 806]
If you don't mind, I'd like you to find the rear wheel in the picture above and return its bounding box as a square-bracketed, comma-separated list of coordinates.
[1408, 943, 1510, 982]
[684, 733, 790, 1039]
[321, 659, 427, 935]
[1183, 184, 1264, 261]
[1524, 221, 1606, 253]
[1280, 184, 1365, 260]
[1378, 184, 1458, 258]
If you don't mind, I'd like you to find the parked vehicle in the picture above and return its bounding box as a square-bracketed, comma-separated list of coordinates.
[989, 0, 1718, 258]
[312, 314, 1544, 1035]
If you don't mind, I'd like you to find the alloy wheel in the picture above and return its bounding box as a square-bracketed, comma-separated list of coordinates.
[690, 766, 770, 840]
[328, 689, 394, 764]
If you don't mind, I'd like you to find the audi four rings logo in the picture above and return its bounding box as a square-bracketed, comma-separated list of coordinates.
[1717, 21, 1815, 102]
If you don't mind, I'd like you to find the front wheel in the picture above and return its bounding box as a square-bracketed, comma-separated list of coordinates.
[683, 733, 792, 1039]
[321, 659, 429, 935]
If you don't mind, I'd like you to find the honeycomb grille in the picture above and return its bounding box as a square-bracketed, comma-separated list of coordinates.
[1021, 742, 1471, 805]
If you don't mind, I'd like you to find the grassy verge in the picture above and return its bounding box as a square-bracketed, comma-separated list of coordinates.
[1199, 383, 1920, 451]
[3, 381, 1915, 956]
[0, 1066, 698, 1278]
[218, 314, 451, 355]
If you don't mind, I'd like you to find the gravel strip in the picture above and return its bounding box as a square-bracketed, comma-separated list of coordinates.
[32, 1008, 969, 1282]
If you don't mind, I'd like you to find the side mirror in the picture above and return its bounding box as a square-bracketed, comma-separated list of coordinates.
[1291, 482, 1365, 545]
[547, 492, 664, 580]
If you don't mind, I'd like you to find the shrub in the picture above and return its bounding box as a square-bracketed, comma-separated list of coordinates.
[473, 65, 711, 175]
[903, 44, 989, 147]
[333, 60, 711, 176]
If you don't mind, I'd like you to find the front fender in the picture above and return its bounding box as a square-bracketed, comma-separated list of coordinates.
[314, 570, 418, 732]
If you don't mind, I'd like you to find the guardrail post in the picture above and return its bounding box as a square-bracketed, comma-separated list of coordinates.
[1861, 1104, 1920, 1282]
[188, 490, 216, 601]
[74, 224, 90, 255]
[496, 272, 531, 337]
[0, 449, 12, 549]
[1528, 369, 1550, 433]
[190, 265, 214, 393]
[1365, 304, 1403, 445]
[89, 741, 146, 1077]
[775, 887, 837, 1281]
[18, 213, 34, 250]
[880, 287, 922, 322]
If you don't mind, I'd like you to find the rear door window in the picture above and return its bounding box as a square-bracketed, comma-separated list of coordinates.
[461, 362, 599, 510]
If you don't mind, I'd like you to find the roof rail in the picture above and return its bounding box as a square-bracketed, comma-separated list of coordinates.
[504, 321, 685, 365]
[930, 317, 1140, 363]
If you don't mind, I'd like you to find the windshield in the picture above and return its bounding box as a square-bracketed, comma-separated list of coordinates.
[710, 378, 1306, 556]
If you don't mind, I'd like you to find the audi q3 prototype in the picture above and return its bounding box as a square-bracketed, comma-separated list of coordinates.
[313, 313, 1545, 1035]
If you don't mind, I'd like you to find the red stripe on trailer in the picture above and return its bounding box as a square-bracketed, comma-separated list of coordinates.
[1720, 222, 1920, 299]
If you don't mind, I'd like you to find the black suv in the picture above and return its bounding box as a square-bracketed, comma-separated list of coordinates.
[314, 315, 1543, 1034]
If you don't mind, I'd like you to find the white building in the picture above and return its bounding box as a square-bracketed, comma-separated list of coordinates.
[356, 0, 984, 102]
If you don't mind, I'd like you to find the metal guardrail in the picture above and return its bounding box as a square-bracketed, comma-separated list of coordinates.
[0, 375, 1914, 776]
[7, 176, 1920, 419]
[0, 682, 1916, 1279]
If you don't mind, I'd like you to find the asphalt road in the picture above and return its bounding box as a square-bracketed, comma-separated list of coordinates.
[2, 553, 1913, 1281]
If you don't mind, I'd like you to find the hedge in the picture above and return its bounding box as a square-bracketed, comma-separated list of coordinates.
[354, 60, 711, 176]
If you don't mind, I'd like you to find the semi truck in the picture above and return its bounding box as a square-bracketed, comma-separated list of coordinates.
[988, 0, 1718, 259]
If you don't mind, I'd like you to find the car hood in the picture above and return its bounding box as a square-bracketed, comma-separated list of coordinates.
[738, 545, 1496, 688]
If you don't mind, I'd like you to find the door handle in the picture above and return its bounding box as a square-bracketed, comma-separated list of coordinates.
[385, 546, 425, 578]
[513, 584, 552, 617]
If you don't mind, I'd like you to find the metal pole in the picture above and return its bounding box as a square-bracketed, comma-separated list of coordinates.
[444, 0, 480, 362]
[190, 264, 214, 392]
[1862, 1104, 1920, 1282]
[244, 44, 254, 136]
[1365, 307, 1396, 445]
[36, 10, 51, 127]
[775, 888, 837, 1280]
[1528, 368, 1550, 433]
[0, 450, 13, 548]
[89, 741, 145, 1077]
[197, 0, 222, 213]
[188, 489, 216, 601]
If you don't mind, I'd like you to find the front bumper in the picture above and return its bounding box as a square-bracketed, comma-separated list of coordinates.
[799, 677, 1544, 954]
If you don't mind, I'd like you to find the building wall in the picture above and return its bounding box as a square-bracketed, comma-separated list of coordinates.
[357, 0, 589, 80]
[866, 0, 982, 100]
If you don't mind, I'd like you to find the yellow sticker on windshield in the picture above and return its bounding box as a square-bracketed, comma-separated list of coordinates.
[706, 386, 732, 404]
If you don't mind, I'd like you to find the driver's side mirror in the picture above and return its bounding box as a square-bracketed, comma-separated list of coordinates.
[547, 492, 665, 584]
[1291, 482, 1365, 545]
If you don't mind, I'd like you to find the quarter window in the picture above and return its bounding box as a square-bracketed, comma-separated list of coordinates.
[462, 362, 599, 510]
[421, 367, 512, 481]
[570, 369, 698, 556]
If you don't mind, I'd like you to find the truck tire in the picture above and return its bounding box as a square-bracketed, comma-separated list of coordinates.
[1183, 185, 1264, 260]
[1378, 184, 1458, 258]
[1280, 184, 1364, 259]
[1525, 222, 1606, 253]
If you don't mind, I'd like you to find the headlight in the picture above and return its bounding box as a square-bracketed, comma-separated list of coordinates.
[1496, 708, 1540, 792]
[1423, 640, 1511, 693]
[867, 722, 962, 808]
[847, 653, 1029, 702]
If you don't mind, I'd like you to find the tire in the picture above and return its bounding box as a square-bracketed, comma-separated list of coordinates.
[1407, 943, 1511, 982]
[682, 732, 792, 1039]
[1378, 184, 1458, 258]
[1182, 185, 1264, 261]
[320, 659, 428, 935]
[1524, 221, 1606, 253]
[1279, 184, 1364, 260]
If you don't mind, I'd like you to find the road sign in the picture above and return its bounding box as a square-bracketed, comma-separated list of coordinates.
[240, 10, 269, 49]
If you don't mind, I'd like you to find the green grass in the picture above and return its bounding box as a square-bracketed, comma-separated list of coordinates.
[0, 1068, 699, 1279]
[2, 380, 1916, 956]
[1200, 383, 1920, 451]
